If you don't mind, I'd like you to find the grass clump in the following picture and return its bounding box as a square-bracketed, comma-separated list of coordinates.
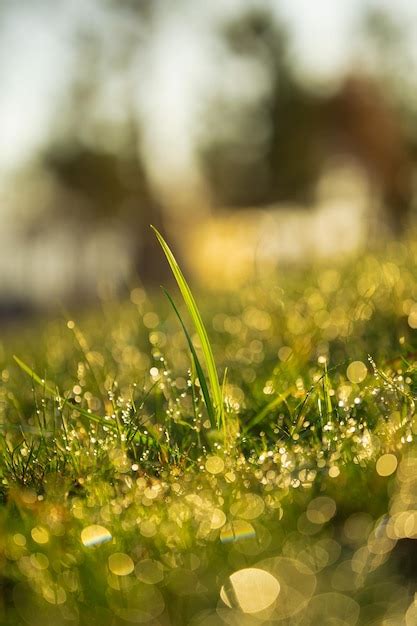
[0, 236, 417, 623]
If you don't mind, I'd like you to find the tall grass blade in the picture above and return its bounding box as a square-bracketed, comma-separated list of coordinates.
[221, 367, 228, 439]
[162, 288, 215, 426]
[151, 226, 223, 427]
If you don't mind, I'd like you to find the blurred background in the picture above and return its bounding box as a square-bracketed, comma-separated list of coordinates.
[1, 0, 417, 314]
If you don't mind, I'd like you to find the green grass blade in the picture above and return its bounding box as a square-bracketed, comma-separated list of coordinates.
[162, 288, 215, 426]
[243, 388, 292, 433]
[221, 367, 228, 438]
[151, 226, 223, 426]
[13, 355, 56, 396]
[13, 355, 115, 431]
[323, 361, 333, 417]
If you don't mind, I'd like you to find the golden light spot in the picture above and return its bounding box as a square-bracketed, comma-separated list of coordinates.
[31, 526, 49, 545]
[220, 567, 280, 614]
[209, 508, 227, 530]
[81, 524, 112, 547]
[389, 511, 417, 539]
[143, 312, 159, 329]
[225, 471, 236, 483]
[67, 320, 75, 329]
[243, 308, 271, 331]
[346, 361, 367, 384]
[130, 287, 146, 305]
[43, 584, 66, 605]
[230, 493, 265, 520]
[30, 553, 49, 570]
[140, 520, 157, 538]
[278, 346, 293, 362]
[329, 466, 340, 479]
[307, 497, 336, 525]
[144, 484, 161, 500]
[255, 556, 316, 619]
[205, 456, 224, 474]
[108, 553, 134, 576]
[376, 453, 398, 477]
[135, 559, 164, 584]
[408, 305, 417, 329]
[13, 534, 26, 547]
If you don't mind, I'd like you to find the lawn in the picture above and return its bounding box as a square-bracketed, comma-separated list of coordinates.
[1, 233, 417, 625]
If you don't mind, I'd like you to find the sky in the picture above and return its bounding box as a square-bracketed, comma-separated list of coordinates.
[0, 0, 416, 185]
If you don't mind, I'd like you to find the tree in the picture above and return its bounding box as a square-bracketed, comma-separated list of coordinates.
[198, 6, 415, 232]
[35, 2, 170, 285]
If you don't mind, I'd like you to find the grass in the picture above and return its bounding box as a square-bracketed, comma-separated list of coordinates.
[1, 234, 417, 623]
[151, 226, 223, 430]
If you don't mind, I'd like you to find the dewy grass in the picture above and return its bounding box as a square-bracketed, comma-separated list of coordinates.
[152, 225, 224, 429]
[3, 239, 417, 624]
[13, 355, 117, 432]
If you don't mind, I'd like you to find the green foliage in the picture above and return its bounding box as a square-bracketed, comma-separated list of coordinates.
[0, 240, 417, 623]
